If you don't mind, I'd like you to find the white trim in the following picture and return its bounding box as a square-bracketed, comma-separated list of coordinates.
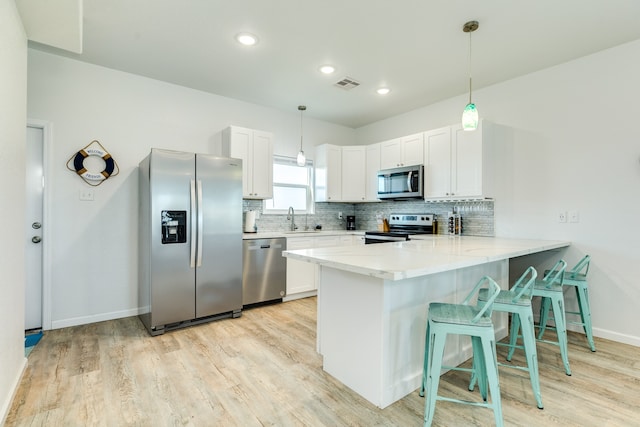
[26, 119, 53, 331]
[51, 307, 144, 330]
[0, 357, 26, 426]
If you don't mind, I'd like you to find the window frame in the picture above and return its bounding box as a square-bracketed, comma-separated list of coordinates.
[262, 155, 315, 215]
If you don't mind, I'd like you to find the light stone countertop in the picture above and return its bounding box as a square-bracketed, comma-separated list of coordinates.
[283, 235, 570, 281]
[242, 230, 366, 240]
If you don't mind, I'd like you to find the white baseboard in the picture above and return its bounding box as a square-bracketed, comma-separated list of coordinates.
[51, 307, 144, 330]
[1, 357, 27, 425]
[592, 327, 640, 348]
[283, 290, 317, 302]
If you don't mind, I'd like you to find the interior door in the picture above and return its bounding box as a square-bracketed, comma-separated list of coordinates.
[25, 125, 44, 330]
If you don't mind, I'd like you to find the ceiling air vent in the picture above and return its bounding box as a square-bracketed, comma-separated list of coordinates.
[334, 76, 361, 90]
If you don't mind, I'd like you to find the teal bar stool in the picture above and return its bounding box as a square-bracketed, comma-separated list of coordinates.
[469, 266, 543, 409]
[541, 255, 595, 352]
[420, 276, 503, 427]
[532, 259, 571, 375]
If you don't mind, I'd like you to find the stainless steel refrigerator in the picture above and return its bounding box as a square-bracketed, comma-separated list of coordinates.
[138, 148, 243, 335]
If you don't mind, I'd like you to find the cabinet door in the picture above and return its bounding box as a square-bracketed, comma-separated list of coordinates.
[251, 130, 273, 199]
[452, 124, 483, 198]
[339, 235, 355, 246]
[424, 126, 452, 198]
[401, 133, 424, 166]
[365, 143, 381, 201]
[286, 238, 316, 294]
[341, 146, 366, 202]
[380, 138, 402, 169]
[326, 145, 342, 201]
[226, 127, 252, 197]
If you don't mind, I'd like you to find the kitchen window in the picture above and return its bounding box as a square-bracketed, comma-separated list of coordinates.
[263, 155, 315, 214]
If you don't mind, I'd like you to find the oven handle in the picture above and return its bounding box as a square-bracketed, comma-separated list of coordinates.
[364, 234, 408, 243]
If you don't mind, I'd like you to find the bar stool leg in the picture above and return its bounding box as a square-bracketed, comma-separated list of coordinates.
[480, 333, 504, 427]
[420, 322, 432, 397]
[519, 309, 544, 409]
[550, 296, 571, 376]
[424, 327, 446, 427]
[471, 336, 489, 400]
[506, 312, 521, 362]
[576, 286, 596, 352]
[537, 296, 552, 340]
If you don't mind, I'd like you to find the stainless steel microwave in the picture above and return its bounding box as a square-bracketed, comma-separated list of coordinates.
[377, 165, 424, 200]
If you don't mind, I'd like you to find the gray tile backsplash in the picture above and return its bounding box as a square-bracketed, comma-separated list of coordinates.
[243, 199, 494, 236]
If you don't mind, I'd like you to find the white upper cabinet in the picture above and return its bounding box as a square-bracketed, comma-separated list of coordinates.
[424, 126, 453, 198]
[424, 120, 495, 200]
[221, 126, 273, 199]
[452, 123, 483, 198]
[365, 143, 381, 201]
[380, 133, 424, 169]
[315, 144, 342, 202]
[316, 144, 371, 202]
[341, 146, 366, 202]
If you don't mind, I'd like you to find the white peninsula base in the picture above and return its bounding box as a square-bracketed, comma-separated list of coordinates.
[317, 260, 508, 409]
[283, 236, 569, 409]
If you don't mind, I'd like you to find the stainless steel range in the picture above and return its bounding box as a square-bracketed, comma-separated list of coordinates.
[364, 213, 434, 244]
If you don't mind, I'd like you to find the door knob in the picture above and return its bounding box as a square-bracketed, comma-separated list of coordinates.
[32, 236, 42, 243]
[32, 222, 41, 229]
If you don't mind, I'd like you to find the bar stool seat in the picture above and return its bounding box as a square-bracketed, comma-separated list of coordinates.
[420, 276, 503, 427]
[532, 259, 571, 376]
[541, 255, 595, 352]
[470, 266, 543, 409]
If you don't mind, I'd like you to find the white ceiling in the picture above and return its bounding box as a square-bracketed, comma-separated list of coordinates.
[26, 0, 640, 128]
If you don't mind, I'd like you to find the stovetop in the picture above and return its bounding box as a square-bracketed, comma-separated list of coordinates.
[366, 213, 435, 237]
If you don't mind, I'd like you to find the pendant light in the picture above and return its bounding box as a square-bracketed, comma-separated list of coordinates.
[296, 105, 307, 166]
[462, 20, 479, 131]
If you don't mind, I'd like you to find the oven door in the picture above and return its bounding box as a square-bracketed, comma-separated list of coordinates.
[364, 232, 409, 244]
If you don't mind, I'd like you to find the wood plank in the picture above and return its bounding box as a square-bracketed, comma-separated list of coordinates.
[6, 297, 640, 426]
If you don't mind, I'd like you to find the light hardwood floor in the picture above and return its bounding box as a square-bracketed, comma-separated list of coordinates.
[6, 297, 640, 426]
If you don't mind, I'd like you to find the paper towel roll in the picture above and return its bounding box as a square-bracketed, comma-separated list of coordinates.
[244, 211, 257, 233]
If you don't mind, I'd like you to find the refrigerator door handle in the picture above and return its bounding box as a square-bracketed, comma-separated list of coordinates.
[190, 179, 197, 268]
[196, 179, 204, 267]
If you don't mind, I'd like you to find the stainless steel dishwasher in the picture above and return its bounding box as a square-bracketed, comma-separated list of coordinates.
[242, 238, 286, 306]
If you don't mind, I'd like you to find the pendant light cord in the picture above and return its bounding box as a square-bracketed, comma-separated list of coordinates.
[468, 30, 473, 104]
[300, 108, 303, 151]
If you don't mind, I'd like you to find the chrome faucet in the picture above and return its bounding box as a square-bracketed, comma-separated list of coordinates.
[287, 206, 297, 231]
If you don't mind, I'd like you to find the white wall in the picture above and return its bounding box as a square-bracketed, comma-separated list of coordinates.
[357, 40, 640, 346]
[27, 49, 355, 329]
[0, 0, 27, 422]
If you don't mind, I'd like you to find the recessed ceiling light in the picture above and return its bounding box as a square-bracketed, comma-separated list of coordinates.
[376, 87, 391, 95]
[319, 65, 336, 74]
[236, 33, 258, 46]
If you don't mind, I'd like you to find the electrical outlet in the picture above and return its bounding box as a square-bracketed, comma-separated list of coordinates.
[569, 210, 579, 223]
[79, 189, 94, 201]
[558, 211, 567, 223]
[338, 211, 343, 220]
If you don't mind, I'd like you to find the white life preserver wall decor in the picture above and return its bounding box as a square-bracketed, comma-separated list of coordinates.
[66, 140, 120, 186]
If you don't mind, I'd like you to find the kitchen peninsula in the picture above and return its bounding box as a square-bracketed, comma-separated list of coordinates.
[283, 235, 569, 408]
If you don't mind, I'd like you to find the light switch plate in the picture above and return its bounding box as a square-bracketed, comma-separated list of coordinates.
[568, 210, 579, 223]
[79, 189, 94, 201]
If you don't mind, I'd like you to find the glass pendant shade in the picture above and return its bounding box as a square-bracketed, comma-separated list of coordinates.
[462, 102, 478, 131]
[296, 149, 306, 166]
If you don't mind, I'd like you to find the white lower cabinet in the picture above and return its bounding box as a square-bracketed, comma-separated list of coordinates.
[285, 234, 358, 301]
[285, 237, 316, 298]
